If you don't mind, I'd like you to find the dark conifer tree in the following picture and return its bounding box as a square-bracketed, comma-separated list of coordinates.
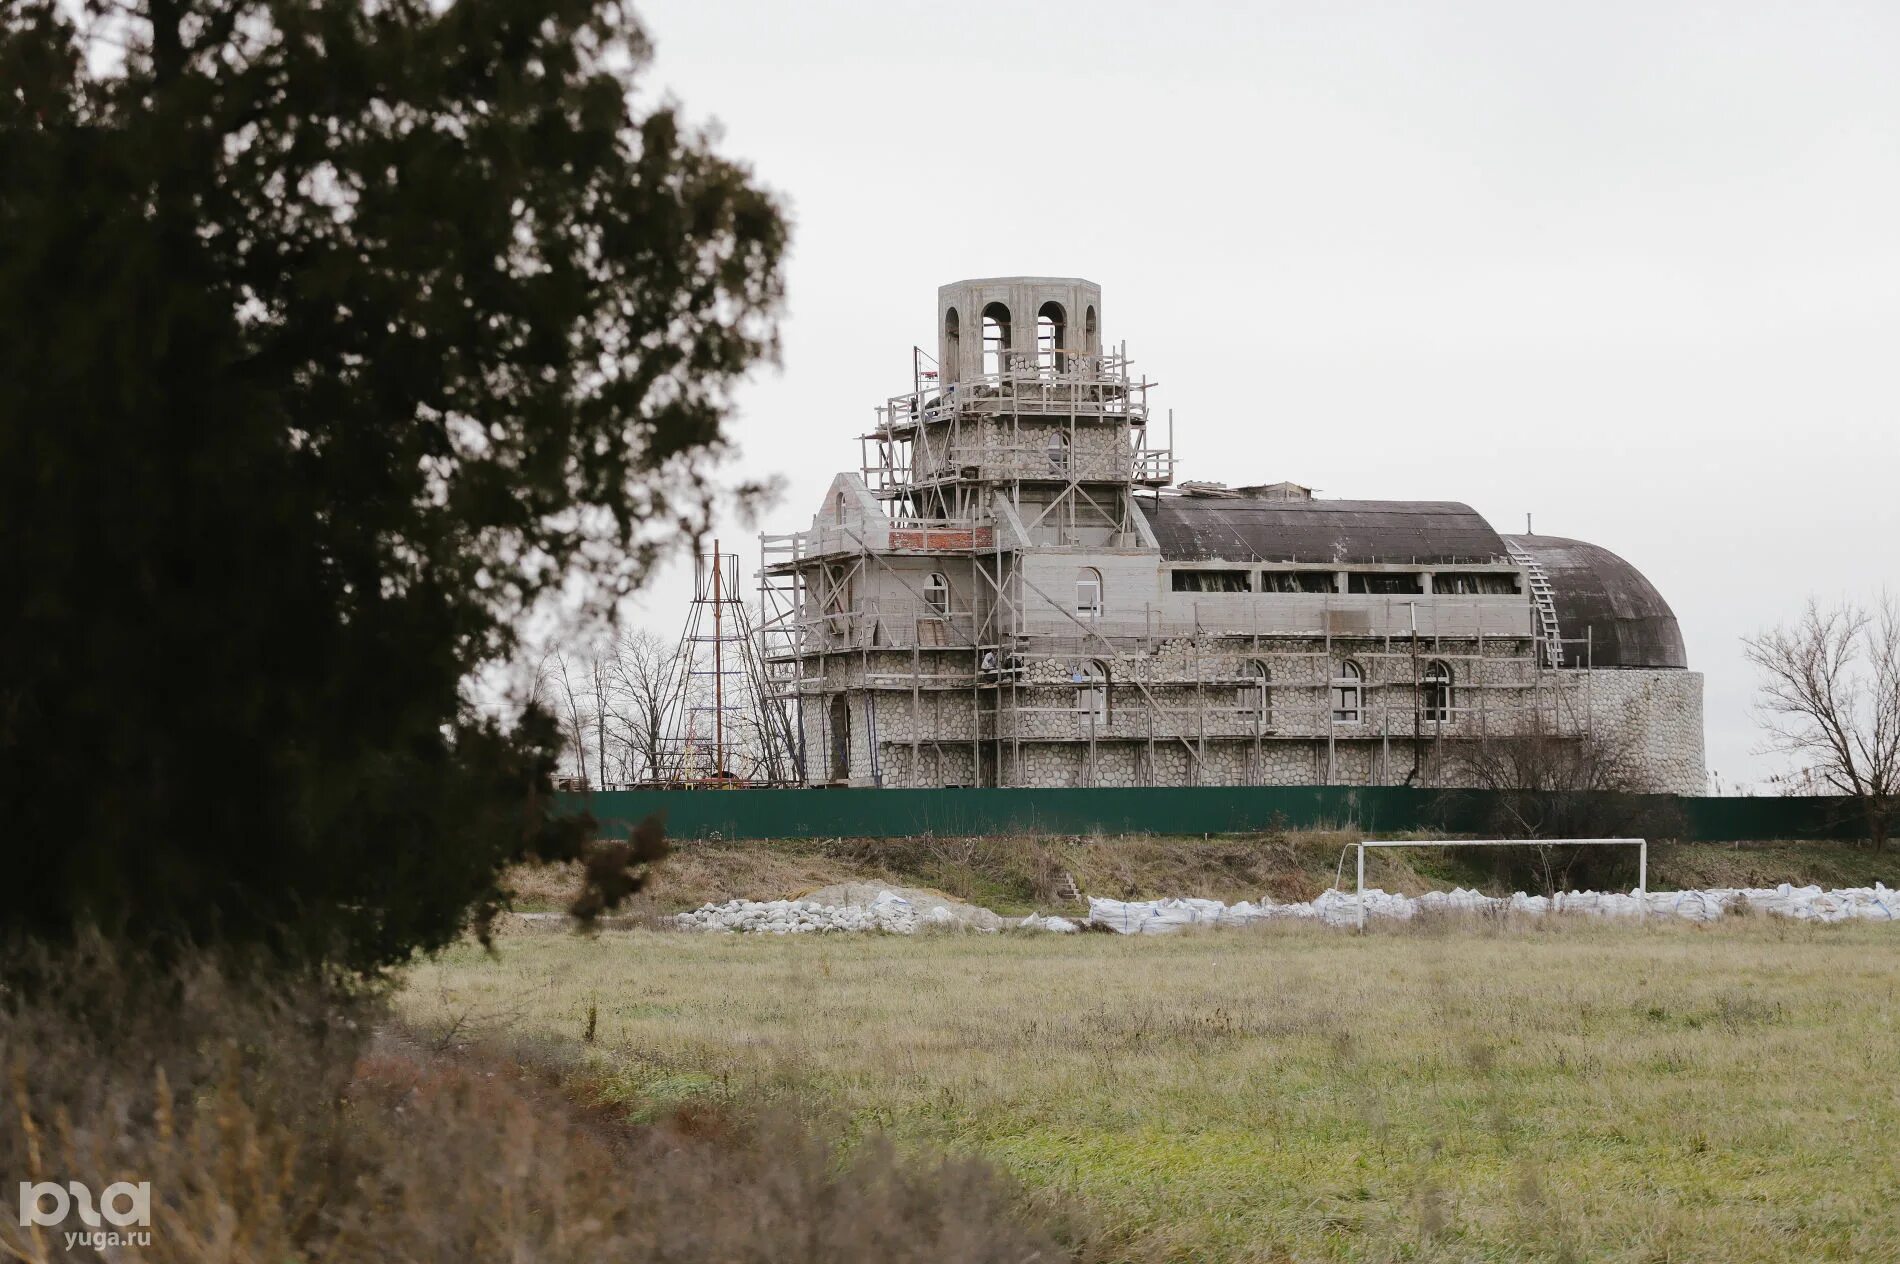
[0, 0, 785, 972]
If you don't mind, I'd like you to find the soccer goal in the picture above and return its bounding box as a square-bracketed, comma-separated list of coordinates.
[1353, 838, 1648, 930]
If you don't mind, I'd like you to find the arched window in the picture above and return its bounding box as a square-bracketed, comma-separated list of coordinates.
[1331, 660, 1363, 724]
[923, 571, 949, 617]
[1074, 660, 1109, 726]
[828, 694, 850, 780]
[1247, 660, 1272, 728]
[1084, 304, 1098, 352]
[1036, 301, 1066, 371]
[1422, 660, 1453, 723]
[1075, 567, 1103, 620]
[981, 302, 1011, 377]
[1047, 429, 1070, 475]
[943, 307, 960, 381]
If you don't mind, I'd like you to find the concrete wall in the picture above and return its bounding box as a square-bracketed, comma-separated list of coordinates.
[937, 277, 1103, 382]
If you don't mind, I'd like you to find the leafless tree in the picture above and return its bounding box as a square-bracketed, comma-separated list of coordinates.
[541, 649, 599, 789]
[539, 624, 792, 787]
[1447, 711, 1681, 893]
[1744, 595, 1900, 850]
[602, 628, 675, 784]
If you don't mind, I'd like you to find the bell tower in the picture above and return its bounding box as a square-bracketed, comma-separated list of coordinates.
[859, 275, 1169, 551]
[936, 277, 1102, 383]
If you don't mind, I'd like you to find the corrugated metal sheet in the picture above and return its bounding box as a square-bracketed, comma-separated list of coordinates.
[568, 787, 1854, 843]
[1140, 496, 1509, 565]
[1504, 534, 1686, 669]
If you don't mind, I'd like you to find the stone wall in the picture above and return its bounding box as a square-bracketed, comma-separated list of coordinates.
[1580, 668, 1708, 795]
[852, 663, 1705, 793]
[795, 623, 1704, 794]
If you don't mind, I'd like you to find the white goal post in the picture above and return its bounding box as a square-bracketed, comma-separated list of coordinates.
[1354, 838, 1648, 930]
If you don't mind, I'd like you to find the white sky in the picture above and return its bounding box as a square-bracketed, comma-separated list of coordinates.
[611, 0, 1900, 793]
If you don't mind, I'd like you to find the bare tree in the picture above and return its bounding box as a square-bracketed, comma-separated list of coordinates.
[542, 649, 598, 789]
[1446, 711, 1682, 893]
[603, 628, 675, 784]
[1744, 595, 1900, 850]
[542, 624, 790, 787]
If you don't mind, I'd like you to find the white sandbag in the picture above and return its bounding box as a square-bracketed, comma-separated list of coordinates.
[676, 888, 1076, 935]
[1085, 882, 1900, 932]
[1085, 896, 1227, 934]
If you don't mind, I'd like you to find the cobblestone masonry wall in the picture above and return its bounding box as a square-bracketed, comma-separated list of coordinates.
[848, 646, 1705, 791]
[1582, 668, 1708, 795]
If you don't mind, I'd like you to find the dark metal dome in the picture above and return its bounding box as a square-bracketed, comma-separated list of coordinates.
[1504, 534, 1687, 669]
[1143, 496, 1508, 565]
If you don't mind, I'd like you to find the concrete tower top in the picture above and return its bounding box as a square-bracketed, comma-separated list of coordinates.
[936, 276, 1102, 382]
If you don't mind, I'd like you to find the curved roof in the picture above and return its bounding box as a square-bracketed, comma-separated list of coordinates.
[1141, 497, 1509, 566]
[1504, 534, 1687, 669]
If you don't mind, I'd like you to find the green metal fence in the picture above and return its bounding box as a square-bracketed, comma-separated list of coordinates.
[562, 786, 1866, 844]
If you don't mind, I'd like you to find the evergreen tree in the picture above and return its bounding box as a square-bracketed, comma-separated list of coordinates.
[0, 0, 785, 972]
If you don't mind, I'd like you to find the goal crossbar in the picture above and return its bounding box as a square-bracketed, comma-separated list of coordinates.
[1354, 838, 1647, 930]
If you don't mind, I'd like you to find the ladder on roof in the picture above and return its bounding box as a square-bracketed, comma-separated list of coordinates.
[1506, 540, 1564, 669]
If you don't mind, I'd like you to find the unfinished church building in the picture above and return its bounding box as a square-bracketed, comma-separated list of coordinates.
[759, 277, 1706, 794]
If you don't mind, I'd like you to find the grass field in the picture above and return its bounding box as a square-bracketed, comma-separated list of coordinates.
[401, 917, 1900, 1263]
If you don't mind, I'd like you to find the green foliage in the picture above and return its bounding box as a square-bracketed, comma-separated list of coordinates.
[0, 0, 785, 973]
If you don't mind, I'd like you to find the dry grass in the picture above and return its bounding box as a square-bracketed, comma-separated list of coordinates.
[505, 829, 1395, 917]
[1639, 839, 1898, 892]
[0, 949, 1069, 1263]
[402, 916, 1900, 1263]
[504, 833, 1899, 920]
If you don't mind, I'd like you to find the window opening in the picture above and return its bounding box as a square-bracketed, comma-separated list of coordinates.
[1261, 571, 1337, 594]
[981, 302, 1011, 376]
[1172, 569, 1253, 593]
[1248, 660, 1272, 727]
[1332, 660, 1363, 724]
[1433, 572, 1518, 595]
[1422, 660, 1453, 723]
[1036, 301, 1066, 371]
[1348, 573, 1424, 595]
[1074, 660, 1109, 726]
[1076, 567, 1103, 620]
[923, 571, 949, 617]
[828, 694, 849, 780]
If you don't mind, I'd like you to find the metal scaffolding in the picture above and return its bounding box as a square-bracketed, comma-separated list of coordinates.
[757, 333, 1578, 790]
[656, 542, 798, 786]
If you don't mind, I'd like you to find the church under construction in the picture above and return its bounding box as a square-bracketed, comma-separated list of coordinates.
[757, 277, 1706, 794]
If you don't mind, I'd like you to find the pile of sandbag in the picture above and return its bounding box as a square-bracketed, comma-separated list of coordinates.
[675, 890, 922, 934]
[675, 888, 1079, 935]
[1087, 882, 1900, 934]
[672, 882, 1899, 937]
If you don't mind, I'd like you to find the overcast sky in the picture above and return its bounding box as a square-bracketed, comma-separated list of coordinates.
[609, 0, 1900, 792]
